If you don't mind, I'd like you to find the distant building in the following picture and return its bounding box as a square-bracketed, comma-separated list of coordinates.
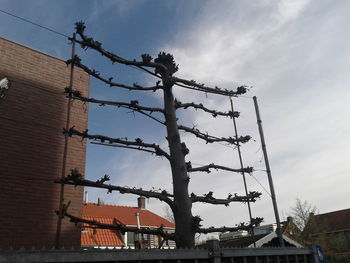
[304, 208, 350, 255]
[219, 217, 302, 248]
[0, 37, 89, 249]
[81, 197, 176, 249]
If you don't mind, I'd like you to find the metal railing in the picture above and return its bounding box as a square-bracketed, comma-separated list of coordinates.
[0, 241, 318, 263]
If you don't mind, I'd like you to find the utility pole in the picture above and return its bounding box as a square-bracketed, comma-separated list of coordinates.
[253, 96, 284, 247]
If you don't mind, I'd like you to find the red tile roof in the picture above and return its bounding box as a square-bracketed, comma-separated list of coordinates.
[311, 208, 350, 232]
[83, 203, 175, 228]
[81, 216, 124, 246]
[81, 203, 175, 247]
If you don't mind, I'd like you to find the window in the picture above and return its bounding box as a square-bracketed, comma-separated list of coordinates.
[127, 232, 135, 246]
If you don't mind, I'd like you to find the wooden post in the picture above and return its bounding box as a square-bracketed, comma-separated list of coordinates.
[229, 97, 255, 247]
[253, 96, 284, 247]
[207, 240, 221, 263]
[55, 33, 76, 249]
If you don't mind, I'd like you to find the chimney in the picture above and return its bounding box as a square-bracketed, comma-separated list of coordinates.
[137, 197, 146, 209]
[84, 191, 88, 204]
[287, 216, 293, 223]
[97, 197, 100, 206]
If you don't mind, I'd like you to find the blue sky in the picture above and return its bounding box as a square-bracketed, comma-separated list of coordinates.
[1, 0, 349, 234]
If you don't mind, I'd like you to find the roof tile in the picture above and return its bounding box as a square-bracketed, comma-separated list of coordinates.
[81, 203, 175, 247]
[81, 216, 124, 246]
[312, 208, 350, 232]
[83, 203, 175, 228]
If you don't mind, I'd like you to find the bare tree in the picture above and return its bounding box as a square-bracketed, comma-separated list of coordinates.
[56, 21, 263, 248]
[290, 198, 317, 231]
[163, 206, 175, 223]
[289, 199, 348, 255]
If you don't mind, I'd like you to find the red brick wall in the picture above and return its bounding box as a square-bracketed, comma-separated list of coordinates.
[0, 37, 89, 249]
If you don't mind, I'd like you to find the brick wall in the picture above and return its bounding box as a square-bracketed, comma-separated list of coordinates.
[0, 37, 89, 249]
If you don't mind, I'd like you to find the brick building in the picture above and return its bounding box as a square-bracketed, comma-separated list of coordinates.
[0, 37, 89, 249]
[305, 208, 350, 255]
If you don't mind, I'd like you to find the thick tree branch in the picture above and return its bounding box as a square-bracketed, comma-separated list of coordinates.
[197, 217, 263, 234]
[55, 169, 174, 207]
[173, 77, 248, 97]
[74, 22, 249, 99]
[190, 191, 262, 206]
[65, 89, 165, 125]
[61, 211, 176, 240]
[67, 56, 162, 91]
[64, 127, 170, 160]
[65, 89, 164, 113]
[74, 22, 168, 74]
[186, 162, 253, 174]
[175, 99, 239, 118]
[178, 124, 251, 145]
[91, 142, 159, 153]
[91, 142, 165, 155]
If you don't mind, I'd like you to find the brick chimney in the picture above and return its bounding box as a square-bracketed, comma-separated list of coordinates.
[137, 197, 146, 209]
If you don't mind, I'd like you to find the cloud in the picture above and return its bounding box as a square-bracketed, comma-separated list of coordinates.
[89, 0, 144, 22]
[88, 0, 350, 232]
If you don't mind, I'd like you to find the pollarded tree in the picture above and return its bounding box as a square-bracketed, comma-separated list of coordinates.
[57, 22, 263, 248]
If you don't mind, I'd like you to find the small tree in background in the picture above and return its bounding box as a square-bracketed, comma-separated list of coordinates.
[163, 206, 175, 223]
[57, 22, 263, 248]
[290, 198, 317, 231]
[290, 198, 347, 255]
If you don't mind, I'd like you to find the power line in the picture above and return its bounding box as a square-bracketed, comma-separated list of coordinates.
[250, 173, 271, 197]
[0, 8, 69, 38]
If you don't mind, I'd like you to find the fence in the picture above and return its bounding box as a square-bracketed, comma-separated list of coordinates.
[0, 241, 322, 263]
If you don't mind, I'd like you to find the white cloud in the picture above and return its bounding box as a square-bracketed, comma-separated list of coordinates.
[89, 0, 144, 22]
[88, 0, 350, 232]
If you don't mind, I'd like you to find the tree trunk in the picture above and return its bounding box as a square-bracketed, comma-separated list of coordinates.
[163, 79, 195, 248]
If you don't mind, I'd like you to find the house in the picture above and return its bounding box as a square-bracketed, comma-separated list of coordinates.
[81, 197, 176, 249]
[0, 37, 89, 249]
[219, 218, 302, 248]
[304, 208, 350, 255]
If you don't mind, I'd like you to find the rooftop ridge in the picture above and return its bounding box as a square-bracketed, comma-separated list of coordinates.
[85, 203, 139, 209]
[316, 207, 350, 216]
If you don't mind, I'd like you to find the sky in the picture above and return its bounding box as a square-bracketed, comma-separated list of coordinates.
[1, 0, 349, 236]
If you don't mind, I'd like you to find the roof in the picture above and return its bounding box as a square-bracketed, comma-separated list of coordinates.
[83, 203, 175, 228]
[81, 203, 175, 247]
[309, 208, 350, 233]
[280, 218, 301, 238]
[219, 233, 302, 248]
[81, 216, 124, 247]
[220, 234, 267, 247]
